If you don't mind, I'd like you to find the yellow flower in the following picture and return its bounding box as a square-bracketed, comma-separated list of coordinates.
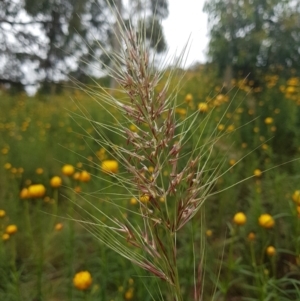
[79, 170, 91, 182]
[229, 159, 236, 166]
[254, 169, 262, 177]
[74, 186, 82, 193]
[130, 198, 137, 205]
[247, 232, 256, 241]
[6, 224, 18, 235]
[35, 168, 44, 175]
[125, 287, 134, 300]
[206, 229, 213, 237]
[62, 164, 75, 176]
[101, 160, 119, 174]
[266, 246, 276, 257]
[4, 163, 11, 170]
[73, 172, 81, 181]
[264, 117, 273, 125]
[233, 212, 247, 225]
[198, 102, 208, 113]
[140, 195, 150, 203]
[2, 233, 9, 241]
[226, 125, 235, 132]
[0, 210, 6, 217]
[55, 223, 63, 231]
[185, 93, 193, 102]
[218, 124, 225, 131]
[28, 184, 46, 198]
[258, 214, 275, 229]
[50, 176, 62, 188]
[292, 190, 300, 205]
[73, 271, 93, 290]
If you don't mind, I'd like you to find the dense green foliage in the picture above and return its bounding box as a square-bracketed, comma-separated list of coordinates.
[204, 0, 300, 82]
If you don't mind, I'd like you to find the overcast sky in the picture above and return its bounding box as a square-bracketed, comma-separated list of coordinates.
[162, 0, 209, 67]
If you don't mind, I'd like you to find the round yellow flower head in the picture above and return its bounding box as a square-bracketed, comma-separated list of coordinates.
[35, 168, 44, 175]
[264, 117, 273, 125]
[247, 232, 256, 241]
[73, 271, 92, 290]
[28, 184, 46, 199]
[292, 190, 300, 205]
[6, 224, 18, 235]
[73, 172, 81, 181]
[79, 170, 91, 182]
[62, 164, 75, 176]
[50, 176, 62, 188]
[258, 214, 275, 229]
[233, 212, 247, 226]
[185, 93, 193, 102]
[101, 160, 119, 174]
[130, 198, 137, 205]
[198, 102, 208, 113]
[253, 169, 262, 177]
[125, 287, 134, 300]
[55, 223, 63, 231]
[2, 233, 9, 241]
[266, 246, 276, 257]
[206, 229, 213, 237]
[0, 210, 6, 218]
[140, 195, 150, 203]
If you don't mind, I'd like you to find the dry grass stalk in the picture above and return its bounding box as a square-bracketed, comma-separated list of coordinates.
[70, 2, 231, 301]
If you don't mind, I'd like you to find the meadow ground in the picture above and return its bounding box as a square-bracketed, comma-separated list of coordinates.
[1, 66, 300, 300]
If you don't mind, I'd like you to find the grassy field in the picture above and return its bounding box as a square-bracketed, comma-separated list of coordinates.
[1, 66, 300, 301]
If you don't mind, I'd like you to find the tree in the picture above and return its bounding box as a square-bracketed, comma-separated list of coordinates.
[0, 0, 168, 92]
[204, 0, 300, 84]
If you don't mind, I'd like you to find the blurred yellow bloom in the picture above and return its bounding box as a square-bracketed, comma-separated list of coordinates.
[175, 108, 187, 116]
[0, 210, 6, 217]
[20, 188, 30, 200]
[125, 287, 134, 300]
[129, 124, 138, 132]
[2, 233, 9, 241]
[292, 190, 300, 205]
[101, 160, 119, 174]
[185, 93, 193, 102]
[258, 214, 275, 228]
[6, 224, 18, 235]
[79, 171, 91, 182]
[206, 229, 213, 237]
[55, 223, 63, 231]
[198, 102, 208, 112]
[264, 117, 273, 125]
[62, 164, 75, 176]
[28, 184, 46, 198]
[73, 172, 81, 181]
[73, 271, 92, 290]
[130, 198, 137, 205]
[233, 212, 247, 225]
[74, 186, 82, 193]
[4, 163, 11, 170]
[218, 124, 225, 131]
[229, 159, 236, 166]
[50, 176, 62, 188]
[36, 168, 44, 175]
[247, 232, 256, 241]
[266, 246, 276, 257]
[253, 169, 262, 177]
[226, 125, 235, 132]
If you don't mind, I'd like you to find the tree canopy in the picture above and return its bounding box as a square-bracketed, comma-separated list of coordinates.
[0, 0, 168, 91]
[204, 0, 300, 82]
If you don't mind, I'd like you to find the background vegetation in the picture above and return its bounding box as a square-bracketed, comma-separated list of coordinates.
[1, 0, 300, 300]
